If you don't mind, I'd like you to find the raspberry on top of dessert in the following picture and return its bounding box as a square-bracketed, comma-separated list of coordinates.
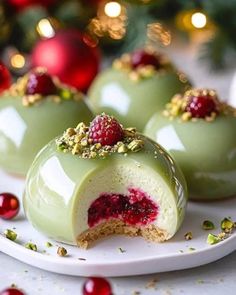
[3, 67, 83, 107]
[163, 88, 236, 122]
[56, 113, 145, 159]
[112, 48, 173, 82]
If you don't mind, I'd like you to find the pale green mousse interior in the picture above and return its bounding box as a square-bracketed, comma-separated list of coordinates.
[23, 135, 187, 245]
[144, 113, 236, 200]
[88, 68, 190, 132]
[0, 96, 93, 176]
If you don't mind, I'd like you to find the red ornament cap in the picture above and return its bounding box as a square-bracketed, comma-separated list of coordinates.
[89, 114, 123, 146]
[83, 277, 112, 295]
[0, 193, 20, 220]
[0, 61, 11, 93]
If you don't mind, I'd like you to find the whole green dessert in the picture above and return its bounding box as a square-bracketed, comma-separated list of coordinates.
[144, 88, 236, 201]
[88, 49, 190, 131]
[0, 68, 93, 176]
[24, 114, 187, 248]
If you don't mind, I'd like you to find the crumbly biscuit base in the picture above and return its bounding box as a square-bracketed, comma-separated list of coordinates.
[77, 220, 169, 249]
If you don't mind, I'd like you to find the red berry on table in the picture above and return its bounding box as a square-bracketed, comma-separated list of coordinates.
[26, 69, 57, 96]
[0, 193, 20, 220]
[83, 277, 112, 295]
[89, 114, 123, 146]
[0, 288, 25, 295]
[0, 61, 11, 93]
[131, 49, 161, 69]
[185, 94, 217, 118]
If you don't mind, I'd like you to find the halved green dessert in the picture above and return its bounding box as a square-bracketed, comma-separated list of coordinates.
[0, 68, 93, 176]
[88, 49, 190, 131]
[23, 114, 187, 248]
[144, 88, 236, 201]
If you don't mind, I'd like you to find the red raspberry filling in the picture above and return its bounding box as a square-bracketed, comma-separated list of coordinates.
[185, 95, 217, 118]
[131, 49, 161, 69]
[26, 70, 57, 95]
[89, 114, 123, 146]
[88, 188, 158, 227]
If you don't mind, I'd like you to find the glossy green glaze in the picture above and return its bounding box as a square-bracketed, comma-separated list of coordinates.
[0, 96, 93, 176]
[144, 113, 236, 200]
[23, 135, 187, 244]
[88, 68, 190, 132]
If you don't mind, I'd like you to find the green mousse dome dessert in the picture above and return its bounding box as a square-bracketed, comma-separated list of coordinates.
[88, 49, 190, 131]
[24, 113, 187, 248]
[144, 88, 236, 201]
[0, 68, 93, 176]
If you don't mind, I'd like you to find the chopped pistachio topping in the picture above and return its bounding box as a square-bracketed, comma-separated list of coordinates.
[202, 220, 215, 230]
[112, 51, 171, 82]
[3, 68, 83, 107]
[4, 229, 17, 241]
[221, 218, 234, 233]
[184, 232, 193, 240]
[163, 88, 236, 122]
[56, 122, 144, 159]
[25, 242, 37, 251]
[57, 246, 67, 257]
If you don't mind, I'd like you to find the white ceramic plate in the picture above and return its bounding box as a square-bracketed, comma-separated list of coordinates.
[0, 169, 235, 277]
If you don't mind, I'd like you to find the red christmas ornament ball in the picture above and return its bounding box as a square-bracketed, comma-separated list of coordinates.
[6, 0, 56, 12]
[0, 288, 24, 295]
[83, 277, 112, 295]
[0, 193, 20, 220]
[31, 30, 100, 92]
[0, 61, 11, 93]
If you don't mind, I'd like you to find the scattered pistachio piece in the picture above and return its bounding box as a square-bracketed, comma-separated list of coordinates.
[4, 229, 17, 241]
[25, 242, 37, 251]
[57, 246, 67, 257]
[221, 217, 234, 233]
[207, 234, 221, 245]
[118, 247, 126, 253]
[184, 232, 193, 240]
[189, 247, 195, 251]
[45, 241, 53, 248]
[202, 220, 215, 230]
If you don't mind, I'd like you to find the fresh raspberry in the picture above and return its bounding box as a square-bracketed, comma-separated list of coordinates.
[89, 114, 123, 146]
[131, 49, 161, 69]
[185, 94, 217, 118]
[26, 69, 57, 95]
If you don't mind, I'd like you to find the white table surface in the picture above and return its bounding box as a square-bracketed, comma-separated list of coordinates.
[1, 41, 236, 294]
